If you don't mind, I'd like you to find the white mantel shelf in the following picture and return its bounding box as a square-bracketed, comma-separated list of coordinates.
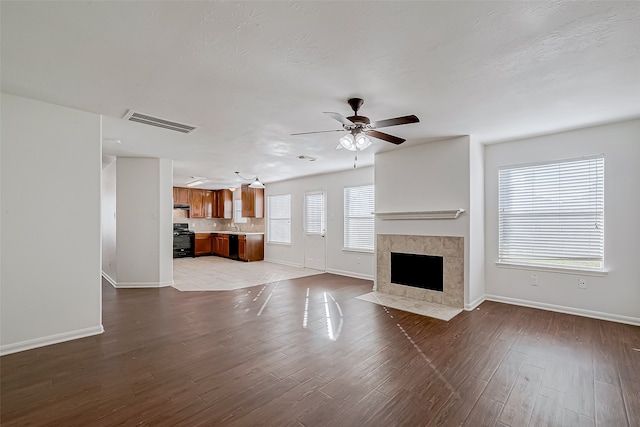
[374, 209, 465, 220]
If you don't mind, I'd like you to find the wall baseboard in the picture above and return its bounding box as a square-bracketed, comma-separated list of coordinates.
[101, 271, 117, 287]
[465, 295, 486, 311]
[0, 325, 104, 356]
[484, 294, 640, 327]
[263, 258, 304, 268]
[112, 280, 173, 288]
[326, 268, 374, 281]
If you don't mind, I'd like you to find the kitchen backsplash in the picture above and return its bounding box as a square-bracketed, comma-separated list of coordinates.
[173, 209, 265, 233]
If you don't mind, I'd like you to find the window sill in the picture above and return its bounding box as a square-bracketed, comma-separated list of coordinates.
[267, 241, 292, 246]
[343, 248, 374, 254]
[495, 261, 608, 277]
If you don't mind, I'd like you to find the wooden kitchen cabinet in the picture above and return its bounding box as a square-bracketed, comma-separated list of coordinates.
[239, 236, 246, 260]
[194, 233, 212, 256]
[241, 185, 264, 218]
[204, 190, 214, 219]
[238, 234, 264, 262]
[216, 189, 232, 219]
[173, 187, 190, 205]
[220, 234, 229, 257]
[190, 189, 205, 218]
[212, 233, 230, 257]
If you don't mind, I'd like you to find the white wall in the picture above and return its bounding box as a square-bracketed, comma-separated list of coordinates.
[485, 119, 640, 323]
[375, 137, 474, 304]
[101, 160, 117, 283]
[115, 158, 173, 287]
[468, 137, 485, 307]
[265, 166, 375, 279]
[0, 94, 103, 355]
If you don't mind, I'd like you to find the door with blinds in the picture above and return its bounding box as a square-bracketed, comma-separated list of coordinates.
[304, 190, 326, 271]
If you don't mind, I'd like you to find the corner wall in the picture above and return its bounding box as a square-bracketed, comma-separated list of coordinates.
[484, 119, 640, 324]
[1, 94, 103, 355]
[264, 166, 375, 279]
[115, 158, 173, 287]
[101, 160, 117, 283]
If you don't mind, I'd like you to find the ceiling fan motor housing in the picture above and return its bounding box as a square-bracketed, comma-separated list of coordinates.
[347, 97, 364, 114]
[347, 115, 370, 125]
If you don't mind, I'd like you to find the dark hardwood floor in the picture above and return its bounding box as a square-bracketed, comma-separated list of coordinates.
[1, 274, 639, 426]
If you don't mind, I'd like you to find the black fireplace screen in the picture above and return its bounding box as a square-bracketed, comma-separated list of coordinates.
[390, 252, 444, 292]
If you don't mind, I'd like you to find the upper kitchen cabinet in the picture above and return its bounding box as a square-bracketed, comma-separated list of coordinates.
[190, 189, 205, 218]
[204, 190, 215, 219]
[241, 185, 264, 218]
[173, 187, 190, 205]
[216, 189, 232, 219]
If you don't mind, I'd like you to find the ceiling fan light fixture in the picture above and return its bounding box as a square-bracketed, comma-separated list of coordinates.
[355, 132, 372, 150]
[339, 133, 356, 151]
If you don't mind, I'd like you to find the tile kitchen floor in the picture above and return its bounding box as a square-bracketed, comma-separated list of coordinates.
[172, 256, 324, 291]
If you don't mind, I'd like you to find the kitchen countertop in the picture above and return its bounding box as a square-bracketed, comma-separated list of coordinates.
[193, 231, 264, 235]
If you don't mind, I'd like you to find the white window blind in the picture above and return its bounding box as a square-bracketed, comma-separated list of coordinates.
[344, 184, 375, 252]
[499, 155, 604, 270]
[267, 194, 291, 244]
[234, 199, 247, 223]
[305, 191, 324, 235]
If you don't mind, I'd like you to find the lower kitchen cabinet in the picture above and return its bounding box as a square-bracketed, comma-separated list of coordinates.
[211, 233, 230, 257]
[193, 233, 263, 261]
[194, 233, 212, 256]
[238, 234, 264, 262]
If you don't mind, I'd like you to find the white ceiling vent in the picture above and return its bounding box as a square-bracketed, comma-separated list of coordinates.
[123, 110, 198, 134]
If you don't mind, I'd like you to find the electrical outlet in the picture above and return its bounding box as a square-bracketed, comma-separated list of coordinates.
[578, 278, 587, 289]
[530, 275, 538, 286]
[356, 257, 361, 265]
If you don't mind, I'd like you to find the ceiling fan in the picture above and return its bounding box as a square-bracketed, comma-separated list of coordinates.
[291, 98, 419, 152]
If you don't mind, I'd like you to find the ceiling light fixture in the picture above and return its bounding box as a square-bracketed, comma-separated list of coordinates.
[339, 131, 371, 152]
[186, 176, 207, 187]
[235, 172, 265, 189]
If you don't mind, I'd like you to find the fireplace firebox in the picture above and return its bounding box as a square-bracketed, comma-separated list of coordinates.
[391, 252, 444, 292]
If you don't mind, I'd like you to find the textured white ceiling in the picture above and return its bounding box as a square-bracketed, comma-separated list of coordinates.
[2, 1, 639, 188]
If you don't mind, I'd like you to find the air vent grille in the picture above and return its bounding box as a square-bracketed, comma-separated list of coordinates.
[123, 110, 198, 134]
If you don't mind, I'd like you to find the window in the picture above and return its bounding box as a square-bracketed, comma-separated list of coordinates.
[498, 155, 604, 270]
[233, 199, 247, 223]
[305, 191, 324, 235]
[267, 194, 291, 244]
[344, 184, 375, 252]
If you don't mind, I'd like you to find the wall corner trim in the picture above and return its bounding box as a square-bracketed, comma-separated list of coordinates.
[465, 295, 486, 311]
[484, 294, 640, 327]
[0, 325, 105, 356]
[101, 271, 117, 287]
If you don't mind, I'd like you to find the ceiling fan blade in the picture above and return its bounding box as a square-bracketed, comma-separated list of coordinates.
[323, 112, 354, 126]
[365, 130, 405, 145]
[291, 129, 344, 136]
[371, 115, 419, 129]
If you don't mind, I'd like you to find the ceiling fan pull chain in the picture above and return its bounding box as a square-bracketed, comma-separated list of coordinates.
[354, 151, 357, 168]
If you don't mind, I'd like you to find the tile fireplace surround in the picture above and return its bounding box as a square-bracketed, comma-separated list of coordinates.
[376, 234, 464, 309]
